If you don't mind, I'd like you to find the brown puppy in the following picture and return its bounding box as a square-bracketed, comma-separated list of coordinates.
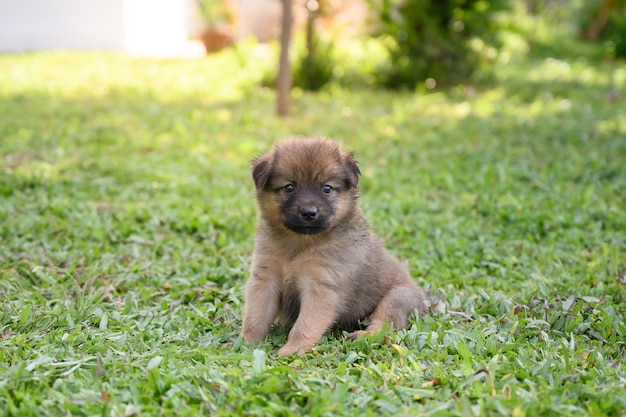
[240, 137, 428, 355]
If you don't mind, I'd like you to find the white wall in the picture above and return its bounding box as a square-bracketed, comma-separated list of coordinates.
[122, 0, 198, 55]
[0, 0, 126, 51]
[0, 0, 198, 55]
[0, 0, 288, 55]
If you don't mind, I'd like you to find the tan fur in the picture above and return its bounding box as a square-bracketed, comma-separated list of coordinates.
[240, 137, 428, 355]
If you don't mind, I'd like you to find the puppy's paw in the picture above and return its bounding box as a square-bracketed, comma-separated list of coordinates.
[277, 343, 312, 356]
[347, 330, 368, 340]
[348, 327, 390, 346]
[240, 329, 265, 344]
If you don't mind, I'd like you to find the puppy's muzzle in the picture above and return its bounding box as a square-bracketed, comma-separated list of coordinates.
[299, 206, 318, 222]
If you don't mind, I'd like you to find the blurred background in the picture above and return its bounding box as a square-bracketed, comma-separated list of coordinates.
[1, 0, 624, 90]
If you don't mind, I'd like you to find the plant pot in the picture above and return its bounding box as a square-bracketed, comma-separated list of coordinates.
[199, 28, 233, 53]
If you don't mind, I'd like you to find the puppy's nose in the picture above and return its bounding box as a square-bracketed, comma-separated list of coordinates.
[299, 206, 317, 222]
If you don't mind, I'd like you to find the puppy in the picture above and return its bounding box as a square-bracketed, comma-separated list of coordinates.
[240, 137, 429, 355]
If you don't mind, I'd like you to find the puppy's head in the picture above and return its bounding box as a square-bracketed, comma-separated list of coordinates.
[251, 137, 361, 235]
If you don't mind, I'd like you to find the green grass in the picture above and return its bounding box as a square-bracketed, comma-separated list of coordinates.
[1, 45, 625, 416]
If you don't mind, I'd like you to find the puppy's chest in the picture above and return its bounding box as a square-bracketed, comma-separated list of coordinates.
[266, 240, 325, 277]
[259, 237, 348, 288]
[268, 252, 329, 296]
[276, 256, 314, 287]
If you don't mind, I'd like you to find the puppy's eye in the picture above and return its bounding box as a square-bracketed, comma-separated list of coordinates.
[284, 184, 295, 193]
[322, 185, 332, 194]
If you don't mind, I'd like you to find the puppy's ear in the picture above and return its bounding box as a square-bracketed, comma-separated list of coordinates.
[343, 151, 361, 188]
[251, 153, 272, 189]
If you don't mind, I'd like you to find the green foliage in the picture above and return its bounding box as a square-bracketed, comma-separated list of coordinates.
[367, 0, 511, 88]
[260, 35, 390, 90]
[292, 34, 336, 91]
[597, 6, 626, 58]
[575, 0, 626, 58]
[609, 11, 626, 57]
[1, 43, 625, 415]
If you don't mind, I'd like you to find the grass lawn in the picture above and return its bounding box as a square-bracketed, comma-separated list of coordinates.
[1, 45, 625, 416]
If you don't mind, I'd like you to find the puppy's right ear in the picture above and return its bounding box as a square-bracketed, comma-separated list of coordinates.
[343, 151, 361, 188]
[251, 153, 272, 189]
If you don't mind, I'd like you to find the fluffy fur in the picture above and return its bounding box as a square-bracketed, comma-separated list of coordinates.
[240, 137, 428, 355]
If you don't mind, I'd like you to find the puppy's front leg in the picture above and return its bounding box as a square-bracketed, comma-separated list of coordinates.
[241, 272, 280, 343]
[278, 276, 339, 356]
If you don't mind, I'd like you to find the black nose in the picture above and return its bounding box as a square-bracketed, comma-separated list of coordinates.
[299, 206, 317, 222]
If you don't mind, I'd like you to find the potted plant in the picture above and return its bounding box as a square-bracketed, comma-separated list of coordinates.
[196, 0, 237, 53]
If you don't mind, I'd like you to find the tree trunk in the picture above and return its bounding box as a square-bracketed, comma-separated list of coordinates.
[277, 0, 293, 117]
[305, 6, 315, 90]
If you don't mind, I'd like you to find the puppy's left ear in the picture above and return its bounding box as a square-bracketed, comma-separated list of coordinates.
[343, 151, 361, 188]
[251, 153, 272, 189]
